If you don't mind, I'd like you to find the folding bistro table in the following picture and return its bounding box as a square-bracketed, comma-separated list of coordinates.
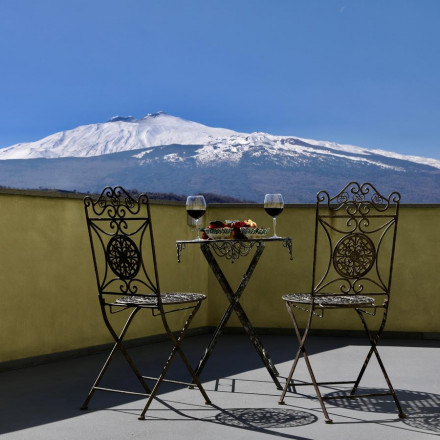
[176, 237, 293, 389]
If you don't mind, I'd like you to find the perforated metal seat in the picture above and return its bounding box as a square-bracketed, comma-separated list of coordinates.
[282, 293, 375, 307]
[115, 293, 206, 306]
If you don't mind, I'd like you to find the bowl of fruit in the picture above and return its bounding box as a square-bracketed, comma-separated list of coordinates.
[227, 219, 269, 239]
[239, 226, 270, 239]
[202, 219, 269, 240]
[235, 219, 269, 238]
[203, 221, 233, 240]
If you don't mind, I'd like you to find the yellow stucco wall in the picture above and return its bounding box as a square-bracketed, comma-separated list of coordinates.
[0, 192, 438, 363]
[0, 193, 208, 363]
[207, 204, 440, 334]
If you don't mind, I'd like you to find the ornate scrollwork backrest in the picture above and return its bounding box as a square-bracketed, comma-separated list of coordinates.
[84, 186, 159, 298]
[312, 182, 400, 296]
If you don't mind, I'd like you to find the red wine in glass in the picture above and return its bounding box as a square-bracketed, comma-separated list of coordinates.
[264, 194, 284, 238]
[186, 195, 207, 240]
[264, 207, 283, 218]
[187, 209, 206, 220]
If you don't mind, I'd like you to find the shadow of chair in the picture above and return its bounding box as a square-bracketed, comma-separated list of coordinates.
[80, 186, 210, 419]
[215, 407, 317, 429]
[326, 388, 440, 433]
[279, 182, 405, 423]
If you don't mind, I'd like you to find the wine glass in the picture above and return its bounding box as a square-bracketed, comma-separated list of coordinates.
[186, 195, 207, 240]
[264, 194, 284, 238]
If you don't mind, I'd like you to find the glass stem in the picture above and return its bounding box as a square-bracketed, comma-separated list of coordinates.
[273, 216, 277, 237]
[196, 218, 200, 240]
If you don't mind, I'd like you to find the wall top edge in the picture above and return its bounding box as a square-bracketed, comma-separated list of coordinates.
[208, 203, 440, 208]
[0, 188, 438, 208]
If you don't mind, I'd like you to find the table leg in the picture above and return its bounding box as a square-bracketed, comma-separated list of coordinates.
[197, 243, 282, 389]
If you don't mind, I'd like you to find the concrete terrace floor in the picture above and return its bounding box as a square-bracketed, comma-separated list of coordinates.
[1, 334, 439, 440]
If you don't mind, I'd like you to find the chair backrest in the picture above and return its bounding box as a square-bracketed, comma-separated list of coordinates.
[311, 182, 400, 299]
[84, 186, 160, 299]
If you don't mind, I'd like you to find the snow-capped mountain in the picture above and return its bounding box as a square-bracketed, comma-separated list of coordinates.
[1, 112, 440, 202]
[1, 111, 439, 170]
[0, 112, 240, 159]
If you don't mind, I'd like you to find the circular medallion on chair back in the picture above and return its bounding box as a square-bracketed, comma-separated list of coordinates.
[107, 235, 141, 279]
[333, 233, 376, 278]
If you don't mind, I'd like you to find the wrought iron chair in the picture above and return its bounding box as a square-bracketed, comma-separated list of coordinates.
[81, 186, 210, 419]
[279, 182, 406, 423]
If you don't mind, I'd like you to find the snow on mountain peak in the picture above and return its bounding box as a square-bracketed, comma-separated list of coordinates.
[0, 112, 440, 172]
[0, 112, 241, 160]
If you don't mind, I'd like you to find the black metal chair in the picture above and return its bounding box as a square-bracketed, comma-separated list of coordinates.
[81, 186, 210, 419]
[279, 182, 406, 423]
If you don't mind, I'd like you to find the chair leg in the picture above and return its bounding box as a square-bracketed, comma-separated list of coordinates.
[138, 302, 210, 420]
[350, 345, 375, 396]
[279, 302, 333, 423]
[279, 346, 302, 399]
[350, 307, 388, 395]
[172, 305, 211, 405]
[354, 309, 406, 419]
[279, 303, 303, 403]
[81, 307, 151, 410]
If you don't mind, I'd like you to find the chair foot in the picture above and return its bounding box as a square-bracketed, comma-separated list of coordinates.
[278, 400, 286, 405]
[325, 419, 333, 424]
[205, 400, 212, 405]
[188, 385, 195, 389]
[138, 415, 145, 421]
[399, 412, 407, 419]
[80, 405, 88, 411]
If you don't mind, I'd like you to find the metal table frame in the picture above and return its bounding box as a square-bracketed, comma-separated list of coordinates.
[177, 237, 293, 389]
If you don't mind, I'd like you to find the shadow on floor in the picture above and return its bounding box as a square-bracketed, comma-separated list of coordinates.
[0, 334, 437, 436]
[214, 407, 318, 429]
[324, 388, 440, 433]
[0, 334, 308, 435]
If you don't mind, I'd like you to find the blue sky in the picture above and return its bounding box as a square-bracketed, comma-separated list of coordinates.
[1, 0, 439, 158]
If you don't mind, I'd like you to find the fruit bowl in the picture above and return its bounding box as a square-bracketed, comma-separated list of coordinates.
[205, 227, 233, 240]
[239, 227, 270, 239]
